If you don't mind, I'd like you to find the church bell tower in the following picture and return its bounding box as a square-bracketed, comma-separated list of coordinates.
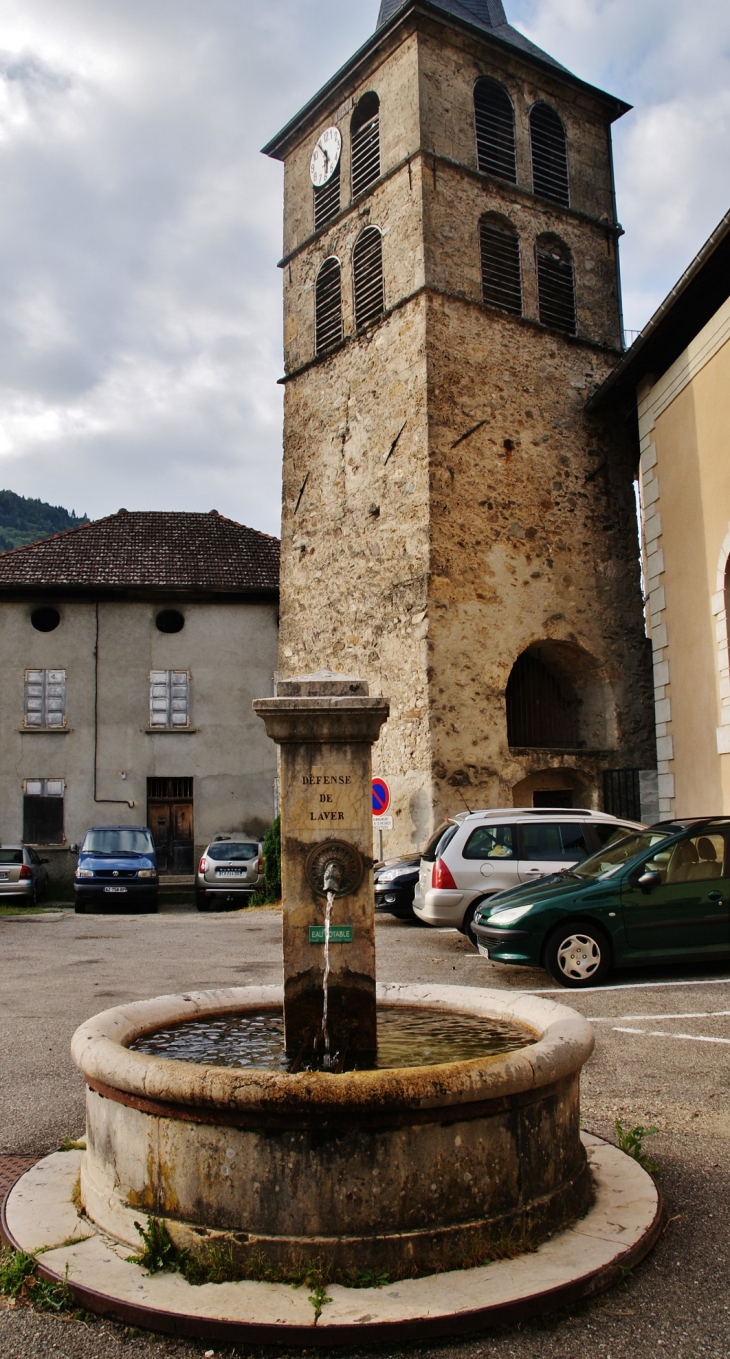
[263, 0, 655, 853]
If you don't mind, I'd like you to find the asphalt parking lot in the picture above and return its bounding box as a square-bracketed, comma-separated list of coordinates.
[1, 903, 729, 1358]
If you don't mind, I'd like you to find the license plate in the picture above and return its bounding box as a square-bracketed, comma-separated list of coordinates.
[216, 869, 246, 878]
[477, 942, 490, 958]
[104, 886, 128, 894]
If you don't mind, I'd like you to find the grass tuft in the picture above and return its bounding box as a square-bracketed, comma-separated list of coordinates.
[0, 1248, 81, 1315]
[127, 1217, 182, 1274]
[615, 1118, 660, 1174]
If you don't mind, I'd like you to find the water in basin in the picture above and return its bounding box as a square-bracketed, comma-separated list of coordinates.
[130, 1005, 536, 1072]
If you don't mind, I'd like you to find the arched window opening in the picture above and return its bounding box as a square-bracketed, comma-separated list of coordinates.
[314, 162, 341, 231]
[315, 257, 343, 356]
[353, 226, 385, 330]
[351, 93, 381, 199]
[530, 103, 569, 207]
[479, 214, 522, 315]
[474, 78, 516, 183]
[536, 234, 576, 335]
[506, 641, 614, 751]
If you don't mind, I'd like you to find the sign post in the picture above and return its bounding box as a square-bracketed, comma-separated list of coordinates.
[372, 778, 391, 862]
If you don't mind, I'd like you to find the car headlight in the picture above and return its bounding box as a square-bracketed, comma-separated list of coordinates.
[485, 903, 534, 925]
[377, 868, 403, 883]
[75, 868, 94, 879]
[137, 869, 157, 879]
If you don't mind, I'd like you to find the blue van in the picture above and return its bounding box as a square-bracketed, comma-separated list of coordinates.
[73, 825, 159, 914]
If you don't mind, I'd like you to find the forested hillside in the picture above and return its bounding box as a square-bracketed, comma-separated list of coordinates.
[0, 489, 89, 552]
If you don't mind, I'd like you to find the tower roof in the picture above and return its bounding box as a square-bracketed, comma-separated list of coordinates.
[376, 0, 569, 72]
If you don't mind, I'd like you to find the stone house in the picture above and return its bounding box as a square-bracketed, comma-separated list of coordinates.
[263, 0, 655, 856]
[591, 210, 730, 818]
[0, 510, 279, 886]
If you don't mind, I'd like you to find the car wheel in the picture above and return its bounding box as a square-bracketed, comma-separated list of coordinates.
[196, 893, 210, 912]
[544, 922, 612, 988]
[74, 897, 86, 915]
[461, 902, 484, 947]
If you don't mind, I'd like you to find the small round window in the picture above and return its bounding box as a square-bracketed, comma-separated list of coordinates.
[31, 607, 60, 633]
[156, 609, 185, 634]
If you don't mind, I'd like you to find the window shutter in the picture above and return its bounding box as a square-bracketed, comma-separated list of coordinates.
[24, 669, 66, 728]
[479, 218, 522, 315]
[351, 95, 381, 199]
[314, 163, 341, 230]
[353, 226, 385, 330]
[536, 239, 576, 335]
[474, 79, 516, 182]
[150, 671, 189, 728]
[530, 104, 569, 207]
[315, 257, 344, 355]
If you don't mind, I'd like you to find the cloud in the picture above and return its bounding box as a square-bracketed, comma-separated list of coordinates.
[0, 0, 725, 528]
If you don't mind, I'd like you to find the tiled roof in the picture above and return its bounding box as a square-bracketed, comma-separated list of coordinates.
[377, 0, 569, 71]
[0, 510, 279, 593]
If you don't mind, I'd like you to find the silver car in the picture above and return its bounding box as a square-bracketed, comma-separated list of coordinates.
[196, 836, 264, 911]
[0, 845, 49, 906]
[413, 808, 645, 943]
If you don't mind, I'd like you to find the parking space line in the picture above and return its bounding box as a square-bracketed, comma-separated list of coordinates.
[590, 1010, 730, 1023]
[521, 976, 730, 995]
[613, 1026, 730, 1045]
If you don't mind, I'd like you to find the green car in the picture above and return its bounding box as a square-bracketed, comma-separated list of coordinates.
[472, 819, 730, 988]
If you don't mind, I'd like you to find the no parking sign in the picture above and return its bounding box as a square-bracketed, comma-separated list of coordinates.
[372, 778, 391, 817]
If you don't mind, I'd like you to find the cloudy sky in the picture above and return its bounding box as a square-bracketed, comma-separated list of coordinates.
[0, 0, 728, 535]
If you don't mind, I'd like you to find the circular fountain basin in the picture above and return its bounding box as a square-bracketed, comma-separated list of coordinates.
[71, 983, 594, 1277]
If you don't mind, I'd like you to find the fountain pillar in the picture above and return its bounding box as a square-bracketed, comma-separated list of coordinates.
[254, 674, 389, 1058]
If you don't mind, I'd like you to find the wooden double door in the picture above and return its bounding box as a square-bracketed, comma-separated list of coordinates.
[147, 778, 194, 874]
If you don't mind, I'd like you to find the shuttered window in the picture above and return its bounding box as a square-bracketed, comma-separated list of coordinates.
[536, 236, 576, 335]
[474, 78, 516, 182]
[24, 669, 66, 728]
[479, 216, 522, 315]
[23, 779, 65, 844]
[530, 103, 569, 207]
[150, 671, 190, 729]
[314, 162, 341, 231]
[351, 93, 381, 200]
[315, 256, 344, 354]
[353, 226, 385, 330]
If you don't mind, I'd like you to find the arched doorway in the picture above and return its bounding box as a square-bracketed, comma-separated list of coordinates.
[506, 641, 614, 751]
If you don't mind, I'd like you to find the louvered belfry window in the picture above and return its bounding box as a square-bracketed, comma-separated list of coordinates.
[536, 235, 576, 335]
[314, 162, 341, 231]
[474, 78, 516, 182]
[315, 256, 344, 355]
[353, 226, 385, 330]
[351, 93, 381, 200]
[530, 103, 569, 206]
[479, 215, 522, 315]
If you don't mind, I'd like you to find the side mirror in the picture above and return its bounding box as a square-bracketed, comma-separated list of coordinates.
[70, 843, 78, 855]
[637, 870, 662, 891]
[40, 858, 49, 865]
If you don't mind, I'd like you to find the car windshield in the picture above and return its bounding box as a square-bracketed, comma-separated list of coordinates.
[0, 850, 23, 864]
[207, 843, 259, 862]
[573, 830, 674, 881]
[82, 829, 155, 856]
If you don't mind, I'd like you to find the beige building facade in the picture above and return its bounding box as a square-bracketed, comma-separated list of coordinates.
[265, 0, 655, 855]
[0, 511, 279, 885]
[595, 212, 730, 819]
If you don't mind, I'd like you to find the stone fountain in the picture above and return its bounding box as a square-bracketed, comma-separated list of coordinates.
[1, 676, 662, 1343]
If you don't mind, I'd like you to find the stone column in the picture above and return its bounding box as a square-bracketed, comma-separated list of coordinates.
[253, 674, 389, 1059]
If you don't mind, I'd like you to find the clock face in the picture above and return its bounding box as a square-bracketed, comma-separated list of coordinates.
[310, 126, 342, 188]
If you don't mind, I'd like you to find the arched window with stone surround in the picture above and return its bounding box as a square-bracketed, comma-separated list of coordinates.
[353, 225, 385, 331]
[315, 256, 343, 355]
[530, 102, 569, 206]
[479, 213, 522, 315]
[351, 93, 381, 199]
[474, 78, 516, 182]
[536, 234, 576, 335]
[713, 531, 730, 751]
